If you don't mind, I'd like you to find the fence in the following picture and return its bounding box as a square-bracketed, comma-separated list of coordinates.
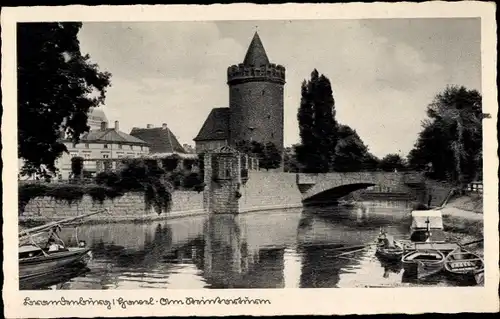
[465, 181, 483, 194]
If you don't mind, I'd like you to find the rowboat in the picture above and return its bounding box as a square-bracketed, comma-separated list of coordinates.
[402, 250, 445, 279]
[375, 229, 404, 262]
[376, 244, 404, 261]
[19, 210, 106, 289]
[443, 247, 484, 278]
[19, 245, 92, 283]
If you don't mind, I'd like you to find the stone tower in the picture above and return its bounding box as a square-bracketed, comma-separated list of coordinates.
[227, 32, 286, 159]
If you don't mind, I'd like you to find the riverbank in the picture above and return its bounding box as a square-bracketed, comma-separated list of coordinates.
[441, 194, 483, 255]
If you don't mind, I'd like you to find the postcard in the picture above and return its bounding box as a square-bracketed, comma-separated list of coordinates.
[2, 2, 498, 317]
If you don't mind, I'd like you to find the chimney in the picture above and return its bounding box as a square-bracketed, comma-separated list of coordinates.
[162, 123, 168, 130]
[114, 120, 119, 131]
[100, 121, 108, 130]
[147, 124, 153, 129]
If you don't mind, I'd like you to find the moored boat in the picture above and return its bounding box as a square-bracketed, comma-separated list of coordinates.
[19, 245, 92, 282]
[375, 228, 404, 261]
[402, 249, 445, 279]
[18, 210, 106, 289]
[376, 244, 405, 261]
[443, 247, 484, 279]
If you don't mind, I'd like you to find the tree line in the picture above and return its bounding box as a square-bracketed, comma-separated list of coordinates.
[286, 69, 483, 186]
[17, 23, 483, 187]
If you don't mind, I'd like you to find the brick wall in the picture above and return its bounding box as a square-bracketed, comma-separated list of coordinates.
[20, 191, 204, 221]
[239, 172, 303, 211]
[228, 81, 284, 154]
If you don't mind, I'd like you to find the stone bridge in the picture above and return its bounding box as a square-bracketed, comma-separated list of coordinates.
[297, 171, 425, 204]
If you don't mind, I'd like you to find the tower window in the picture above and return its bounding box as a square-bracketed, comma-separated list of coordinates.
[271, 133, 274, 138]
[262, 90, 265, 96]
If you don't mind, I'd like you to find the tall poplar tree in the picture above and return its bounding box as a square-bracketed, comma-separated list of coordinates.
[296, 69, 339, 172]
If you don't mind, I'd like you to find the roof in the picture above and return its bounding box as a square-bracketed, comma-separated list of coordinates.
[193, 108, 230, 142]
[243, 32, 270, 66]
[130, 126, 186, 153]
[80, 129, 148, 145]
[411, 210, 443, 217]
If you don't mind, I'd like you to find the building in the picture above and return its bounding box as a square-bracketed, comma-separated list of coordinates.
[130, 123, 186, 154]
[57, 119, 149, 179]
[194, 32, 286, 160]
[87, 108, 109, 130]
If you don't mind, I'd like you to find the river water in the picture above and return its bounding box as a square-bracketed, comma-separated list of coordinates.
[27, 200, 478, 290]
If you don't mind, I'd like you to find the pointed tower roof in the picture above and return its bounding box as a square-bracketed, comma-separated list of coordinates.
[243, 32, 270, 66]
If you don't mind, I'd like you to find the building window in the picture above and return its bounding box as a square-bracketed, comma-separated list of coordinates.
[84, 143, 89, 148]
[117, 155, 123, 159]
[70, 152, 78, 158]
[141, 146, 143, 151]
[118, 144, 122, 149]
[83, 153, 91, 159]
[103, 144, 108, 149]
[262, 90, 265, 96]
[102, 154, 109, 159]
[130, 145, 133, 150]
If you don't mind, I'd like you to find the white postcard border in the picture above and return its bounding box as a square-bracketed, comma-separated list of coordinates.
[2, 2, 498, 317]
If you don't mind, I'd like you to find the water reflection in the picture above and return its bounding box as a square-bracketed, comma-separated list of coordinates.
[22, 200, 470, 289]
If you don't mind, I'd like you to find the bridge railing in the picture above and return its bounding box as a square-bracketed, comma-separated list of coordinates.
[402, 172, 426, 184]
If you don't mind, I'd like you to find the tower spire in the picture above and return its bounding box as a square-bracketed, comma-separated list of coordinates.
[243, 32, 270, 66]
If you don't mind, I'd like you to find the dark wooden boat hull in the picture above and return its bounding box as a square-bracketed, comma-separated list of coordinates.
[402, 250, 445, 279]
[376, 246, 404, 261]
[19, 247, 92, 281]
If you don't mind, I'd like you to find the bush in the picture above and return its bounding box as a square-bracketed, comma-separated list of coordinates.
[161, 155, 180, 172]
[19, 157, 176, 216]
[95, 171, 120, 187]
[71, 156, 84, 178]
[182, 172, 203, 189]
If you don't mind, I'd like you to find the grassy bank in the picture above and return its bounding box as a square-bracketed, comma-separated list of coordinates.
[441, 194, 483, 255]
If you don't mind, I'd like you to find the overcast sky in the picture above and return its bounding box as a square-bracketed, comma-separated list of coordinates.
[77, 18, 481, 158]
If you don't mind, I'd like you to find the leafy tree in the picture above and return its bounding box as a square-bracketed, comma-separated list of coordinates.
[296, 69, 339, 172]
[18, 22, 111, 177]
[283, 145, 301, 173]
[379, 154, 407, 172]
[161, 155, 180, 172]
[407, 86, 483, 184]
[235, 140, 282, 170]
[333, 125, 371, 172]
[362, 153, 381, 171]
[260, 142, 282, 170]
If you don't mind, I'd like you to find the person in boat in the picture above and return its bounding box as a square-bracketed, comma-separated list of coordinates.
[378, 229, 396, 249]
[382, 234, 397, 249]
[47, 238, 65, 252]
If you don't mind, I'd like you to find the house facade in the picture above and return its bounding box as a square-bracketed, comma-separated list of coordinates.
[58, 120, 149, 179]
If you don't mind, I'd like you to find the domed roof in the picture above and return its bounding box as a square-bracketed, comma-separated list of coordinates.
[88, 108, 108, 123]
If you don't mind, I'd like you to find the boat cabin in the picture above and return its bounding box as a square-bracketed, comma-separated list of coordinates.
[409, 210, 446, 242]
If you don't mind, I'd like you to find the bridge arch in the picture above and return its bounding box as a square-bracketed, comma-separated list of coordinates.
[302, 183, 375, 205]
